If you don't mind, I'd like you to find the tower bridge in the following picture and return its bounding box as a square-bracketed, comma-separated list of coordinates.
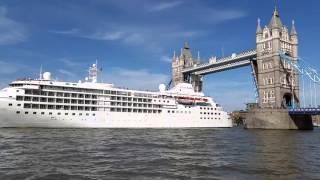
[171, 7, 320, 130]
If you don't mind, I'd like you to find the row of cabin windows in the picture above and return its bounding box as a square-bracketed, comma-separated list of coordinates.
[110, 102, 161, 108]
[110, 108, 161, 113]
[23, 104, 97, 111]
[17, 96, 97, 104]
[8, 103, 21, 107]
[43, 86, 151, 97]
[110, 96, 153, 102]
[200, 112, 221, 115]
[41, 85, 103, 94]
[200, 107, 216, 111]
[24, 90, 98, 99]
[110, 97, 170, 104]
[200, 117, 221, 120]
[16, 111, 95, 116]
[168, 110, 191, 114]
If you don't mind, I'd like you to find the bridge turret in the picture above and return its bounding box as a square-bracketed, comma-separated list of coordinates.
[256, 18, 263, 42]
[171, 42, 203, 92]
[255, 7, 300, 109]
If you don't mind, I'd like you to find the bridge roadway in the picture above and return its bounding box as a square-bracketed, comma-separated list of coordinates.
[288, 108, 320, 115]
[182, 49, 257, 75]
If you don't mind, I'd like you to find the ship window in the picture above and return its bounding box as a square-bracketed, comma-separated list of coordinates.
[65, 113, 68, 115]
[16, 90, 19, 92]
[92, 113, 95, 116]
[79, 113, 82, 116]
[168, 110, 170, 113]
[33, 112, 37, 115]
[86, 113, 89, 116]
[72, 113, 76, 116]
[16, 111, 20, 114]
[200, 107, 202, 110]
[58, 112, 61, 115]
[200, 117, 202, 119]
[200, 112, 202, 114]
[49, 112, 52, 115]
[25, 112, 29, 114]
[8, 103, 12, 106]
[17, 104, 21, 106]
[41, 112, 45, 115]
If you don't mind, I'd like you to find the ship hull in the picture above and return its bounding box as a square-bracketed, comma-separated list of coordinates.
[0, 102, 232, 128]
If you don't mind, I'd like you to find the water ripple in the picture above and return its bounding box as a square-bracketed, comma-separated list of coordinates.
[0, 128, 320, 179]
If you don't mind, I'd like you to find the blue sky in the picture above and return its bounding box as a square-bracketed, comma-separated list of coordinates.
[0, 0, 320, 111]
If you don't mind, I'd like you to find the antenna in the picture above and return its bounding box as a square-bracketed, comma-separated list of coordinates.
[39, 65, 43, 80]
[221, 46, 225, 57]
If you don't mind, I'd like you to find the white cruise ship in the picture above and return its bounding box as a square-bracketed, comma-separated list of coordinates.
[0, 63, 232, 128]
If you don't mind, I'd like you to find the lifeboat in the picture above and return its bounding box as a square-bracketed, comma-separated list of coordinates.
[176, 96, 208, 105]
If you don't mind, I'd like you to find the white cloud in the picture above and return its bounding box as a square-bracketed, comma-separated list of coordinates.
[105, 68, 169, 90]
[0, 6, 27, 45]
[58, 69, 76, 77]
[160, 55, 172, 63]
[148, 1, 183, 12]
[0, 61, 28, 75]
[51, 28, 124, 41]
[207, 9, 247, 23]
[123, 33, 145, 45]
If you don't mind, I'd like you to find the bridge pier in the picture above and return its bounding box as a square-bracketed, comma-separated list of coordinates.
[244, 108, 313, 130]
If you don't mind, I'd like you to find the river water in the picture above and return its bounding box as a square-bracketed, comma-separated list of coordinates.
[0, 127, 319, 180]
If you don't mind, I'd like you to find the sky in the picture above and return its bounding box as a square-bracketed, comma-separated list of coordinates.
[0, 0, 320, 111]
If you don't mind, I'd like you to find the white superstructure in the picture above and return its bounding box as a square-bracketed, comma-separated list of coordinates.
[0, 64, 232, 128]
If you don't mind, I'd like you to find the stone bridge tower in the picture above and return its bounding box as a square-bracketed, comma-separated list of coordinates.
[255, 7, 299, 109]
[172, 42, 203, 92]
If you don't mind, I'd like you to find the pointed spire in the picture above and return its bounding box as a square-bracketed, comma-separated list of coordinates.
[269, 6, 283, 29]
[197, 51, 200, 60]
[256, 18, 262, 34]
[290, 20, 297, 35]
[184, 42, 189, 49]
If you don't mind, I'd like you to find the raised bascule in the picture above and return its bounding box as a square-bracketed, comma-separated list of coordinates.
[171, 7, 319, 130]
